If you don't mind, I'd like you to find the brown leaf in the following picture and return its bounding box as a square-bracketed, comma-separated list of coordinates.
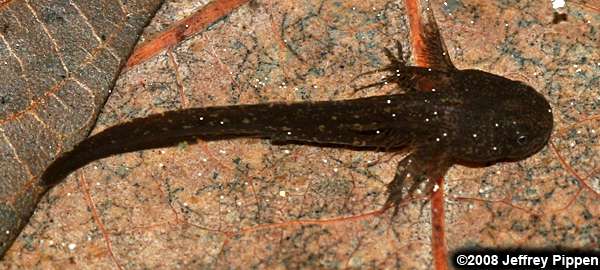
[4, 0, 598, 269]
[0, 0, 163, 257]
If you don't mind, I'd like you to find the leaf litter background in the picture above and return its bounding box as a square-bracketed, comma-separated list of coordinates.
[3, 0, 599, 268]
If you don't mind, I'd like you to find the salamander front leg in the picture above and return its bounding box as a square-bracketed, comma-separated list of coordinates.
[384, 148, 451, 216]
[353, 41, 428, 94]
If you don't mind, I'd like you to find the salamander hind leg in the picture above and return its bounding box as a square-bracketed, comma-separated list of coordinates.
[384, 148, 451, 216]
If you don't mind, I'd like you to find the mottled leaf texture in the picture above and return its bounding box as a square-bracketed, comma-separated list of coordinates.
[0, 0, 164, 256]
[1, 0, 598, 269]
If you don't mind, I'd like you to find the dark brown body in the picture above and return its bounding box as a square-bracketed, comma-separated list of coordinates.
[42, 66, 553, 209]
[41, 0, 554, 215]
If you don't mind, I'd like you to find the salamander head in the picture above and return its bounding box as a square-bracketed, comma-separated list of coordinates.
[451, 72, 553, 165]
[495, 82, 553, 161]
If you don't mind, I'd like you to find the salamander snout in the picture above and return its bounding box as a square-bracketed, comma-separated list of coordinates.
[501, 82, 554, 161]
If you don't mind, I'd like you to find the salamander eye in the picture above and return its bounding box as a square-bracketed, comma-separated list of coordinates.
[517, 135, 528, 145]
